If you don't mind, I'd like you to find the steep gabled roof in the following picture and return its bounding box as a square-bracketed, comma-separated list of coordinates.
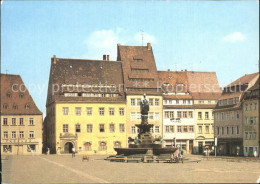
[117, 43, 160, 95]
[46, 56, 125, 105]
[0, 74, 42, 115]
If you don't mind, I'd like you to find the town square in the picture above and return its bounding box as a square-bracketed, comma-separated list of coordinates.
[0, 1, 259, 183]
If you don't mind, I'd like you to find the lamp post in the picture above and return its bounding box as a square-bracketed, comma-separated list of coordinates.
[214, 136, 218, 157]
[170, 118, 181, 148]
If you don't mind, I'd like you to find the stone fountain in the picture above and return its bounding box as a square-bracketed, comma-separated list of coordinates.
[114, 94, 177, 158]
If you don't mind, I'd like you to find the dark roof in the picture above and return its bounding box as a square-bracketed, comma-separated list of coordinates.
[0, 74, 42, 115]
[46, 57, 126, 105]
[117, 43, 160, 95]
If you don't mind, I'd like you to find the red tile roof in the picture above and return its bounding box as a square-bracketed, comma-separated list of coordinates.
[0, 74, 42, 115]
[117, 43, 160, 95]
[225, 72, 259, 88]
[46, 57, 126, 105]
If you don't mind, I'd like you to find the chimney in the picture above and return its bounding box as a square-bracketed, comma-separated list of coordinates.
[147, 43, 151, 50]
[168, 69, 170, 71]
[53, 55, 56, 64]
[103, 54, 106, 61]
[107, 55, 110, 61]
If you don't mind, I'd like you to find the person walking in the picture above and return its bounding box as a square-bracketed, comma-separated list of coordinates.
[72, 147, 76, 158]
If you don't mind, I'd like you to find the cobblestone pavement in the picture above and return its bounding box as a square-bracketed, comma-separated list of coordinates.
[2, 154, 260, 183]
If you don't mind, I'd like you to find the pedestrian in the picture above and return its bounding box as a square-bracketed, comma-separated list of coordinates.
[170, 152, 174, 163]
[72, 147, 76, 158]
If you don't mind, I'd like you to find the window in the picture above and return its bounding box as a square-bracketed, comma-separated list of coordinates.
[119, 108, 124, 116]
[199, 100, 204, 104]
[236, 111, 240, 119]
[198, 112, 202, 119]
[253, 103, 257, 110]
[12, 118, 16, 125]
[86, 107, 92, 115]
[164, 111, 169, 119]
[114, 141, 121, 148]
[245, 104, 248, 111]
[177, 111, 182, 118]
[131, 112, 136, 120]
[189, 111, 193, 118]
[183, 112, 187, 118]
[183, 126, 188, 132]
[136, 112, 141, 119]
[4, 131, 8, 139]
[177, 126, 182, 132]
[206, 126, 209, 134]
[226, 112, 230, 120]
[3, 104, 8, 109]
[137, 98, 141, 105]
[217, 127, 220, 135]
[221, 112, 224, 121]
[109, 124, 115, 133]
[198, 126, 202, 134]
[12, 131, 16, 139]
[19, 118, 24, 125]
[99, 142, 107, 151]
[149, 112, 154, 120]
[29, 118, 34, 125]
[3, 118, 8, 125]
[13, 104, 18, 109]
[155, 126, 160, 133]
[99, 108, 105, 116]
[166, 126, 170, 133]
[131, 126, 136, 134]
[75, 107, 81, 116]
[231, 127, 234, 134]
[236, 126, 239, 134]
[84, 142, 91, 151]
[100, 124, 105, 132]
[208, 100, 211, 104]
[109, 108, 114, 116]
[155, 99, 159, 106]
[183, 100, 186, 104]
[25, 104, 30, 109]
[19, 131, 24, 138]
[19, 93, 24, 98]
[176, 100, 179, 104]
[222, 127, 224, 135]
[7, 92, 11, 98]
[109, 94, 114, 97]
[230, 112, 234, 120]
[75, 124, 81, 133]
[87, 124, 93, 133]
[189, 126, 194, 132]
[63, 124, 68, 133]
[205, 112, 209, 119]
[131, 98, 135, 106]
[28, 145, 36, 152]
[63, 107, 69, 115]
[119, 124, 125, 133]
[101, 93, 106, 97]
[154, 112, 160, 120]
[149, 98, 154, 106]
[29, 131, 34, 138]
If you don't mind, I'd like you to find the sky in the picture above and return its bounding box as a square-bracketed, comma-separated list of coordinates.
[1, 1, 259, 116]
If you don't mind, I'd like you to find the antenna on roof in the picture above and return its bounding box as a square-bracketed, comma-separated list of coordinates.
[140, 30, 144, 46]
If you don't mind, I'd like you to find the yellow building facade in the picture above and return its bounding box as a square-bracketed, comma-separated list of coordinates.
[47, 102, 127, 154]
[194, 100, 216, 154]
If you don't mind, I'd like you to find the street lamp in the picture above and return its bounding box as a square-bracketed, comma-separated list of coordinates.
[214, 136, 218, 157]
[170, 118, 181, 148]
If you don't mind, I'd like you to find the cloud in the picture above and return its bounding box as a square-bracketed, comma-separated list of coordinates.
[222, 32, 245, 42]
[82, 28, 156, 60]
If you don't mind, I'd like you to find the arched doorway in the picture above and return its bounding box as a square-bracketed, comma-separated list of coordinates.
[64, 142, 73, 153]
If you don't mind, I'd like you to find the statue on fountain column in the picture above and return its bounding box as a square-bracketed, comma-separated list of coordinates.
[140, 94, 149, 125]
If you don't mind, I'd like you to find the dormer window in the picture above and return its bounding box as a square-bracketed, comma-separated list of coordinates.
[3, 104, 8, 109]
[177, 83, 184, 87]
[19, 93, 24, 98]
[7, 92, 11, 98]
[25, 104, 30, 109]
[13, 104, 18, 109]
